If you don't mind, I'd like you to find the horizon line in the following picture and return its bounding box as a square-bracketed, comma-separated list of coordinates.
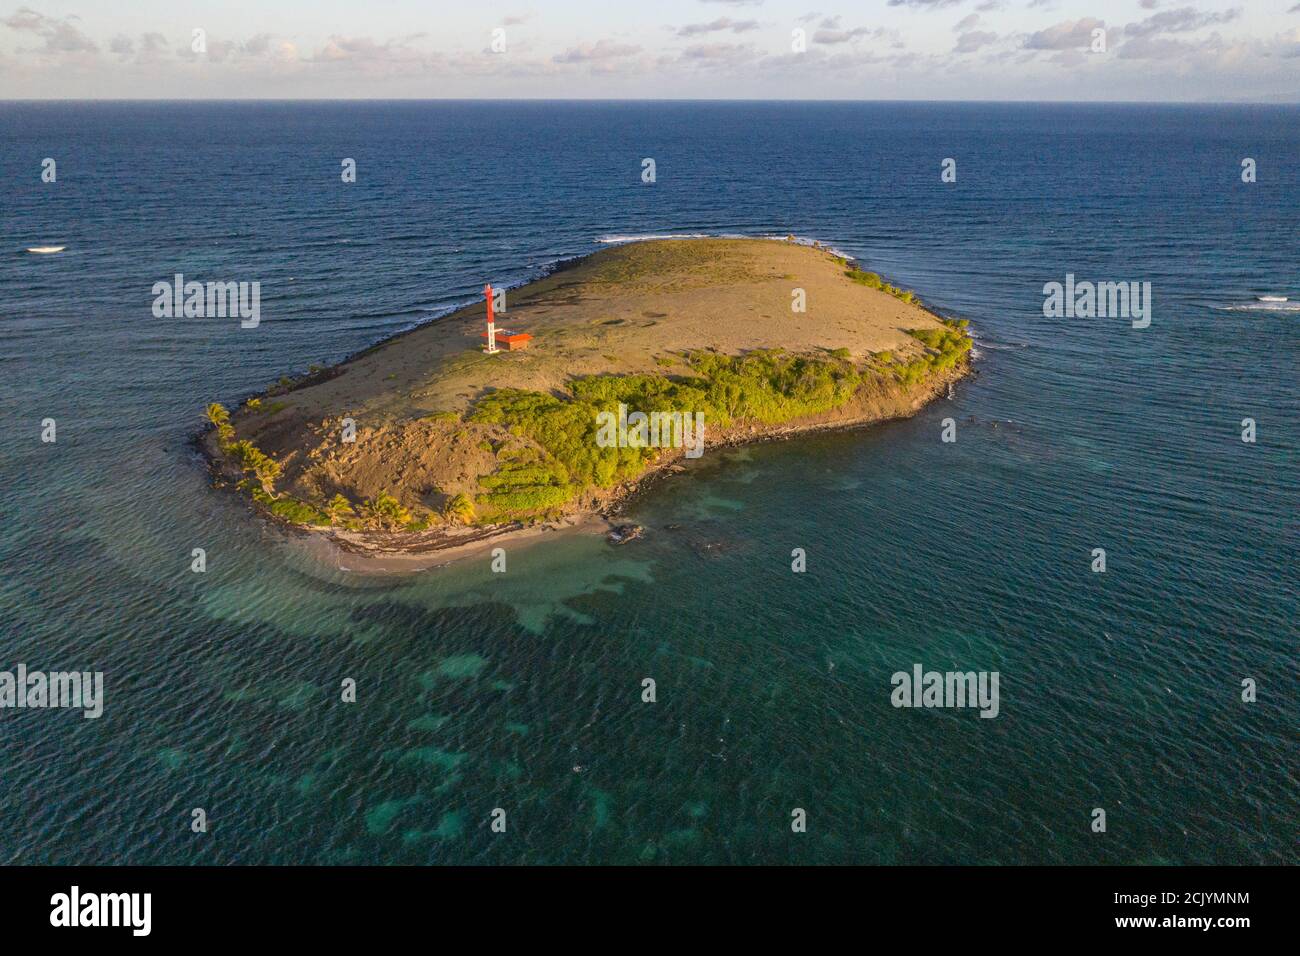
[3, 97, 1298, 106]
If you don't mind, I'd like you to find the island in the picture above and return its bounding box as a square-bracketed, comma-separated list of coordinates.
[200, 238, 972, 561]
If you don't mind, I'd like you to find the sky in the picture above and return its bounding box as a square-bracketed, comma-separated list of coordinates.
[1, 0, 1298, 101]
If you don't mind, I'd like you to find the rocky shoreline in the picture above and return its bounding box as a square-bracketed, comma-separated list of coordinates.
[203, 359, 970, 571]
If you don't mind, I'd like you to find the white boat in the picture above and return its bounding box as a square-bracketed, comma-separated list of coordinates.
[26, 245, 66, 254]
[1256, 295, 1288, 302]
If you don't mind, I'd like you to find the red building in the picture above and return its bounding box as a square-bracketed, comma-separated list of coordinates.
[480, 329, 532, 350]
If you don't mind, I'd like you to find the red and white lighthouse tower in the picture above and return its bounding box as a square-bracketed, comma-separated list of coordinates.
[483, 283, 499, 354]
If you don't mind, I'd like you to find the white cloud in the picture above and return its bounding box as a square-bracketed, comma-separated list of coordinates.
[1123, 6, 1241, 38]
[314, 35, 423, 68]
[553, 40, 642, 64]
[677, 18, 760, 37]
[886, 0, 966, 8]
[680, 41, 759, 63]
[1024, 18, 1105, 50]
[2, 6, 98, 54]
[955, 31, 999, 53]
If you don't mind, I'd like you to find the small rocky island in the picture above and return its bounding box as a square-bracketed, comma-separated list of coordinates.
[200, 238, 972, 561]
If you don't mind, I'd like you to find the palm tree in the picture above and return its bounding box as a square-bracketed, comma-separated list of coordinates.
[325, 494, 355, 523]
[251, 455, 281, 493]
[443, 493, 476, 526]
[204, 403, 230, 427]
[364, 491, 411, 530]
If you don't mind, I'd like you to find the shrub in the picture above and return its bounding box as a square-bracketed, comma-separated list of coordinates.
[683, 349, 859, 424]
[471, 388, 648, 491]
[476, 485, 570, 520]
[907, 326, 972, 359]
[406, 513, 436, 532]
[897, 358, 930, 387]
[844, 265, 919, 305]
[901, 324, 972, 382]
[443, 493, 476, 526]
[270, 497, 328, 525]
[461, 330, 968, 522]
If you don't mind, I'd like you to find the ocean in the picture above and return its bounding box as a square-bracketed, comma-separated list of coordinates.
[1, 101, 1295, 864]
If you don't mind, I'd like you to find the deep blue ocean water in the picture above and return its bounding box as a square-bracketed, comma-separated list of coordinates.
[0, 101, 1295, 864]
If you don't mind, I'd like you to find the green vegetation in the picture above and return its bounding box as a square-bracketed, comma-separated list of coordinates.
[443, 493, 477, 526]
[204, 403, 230, 428]
[894, 321, 973, 383]
[226, 439, 281, 492]
[908, 321, 973, 367]
[364, 491, 412, 530]
[205, 403, 236, 447]
[682, 350, 863, 424]
[325, 494, 355, 524]
[238, 396, 287, 416]
[840, 260, 919, 305]
[466, 345, 946, 520]
[472, 388, 641, 494]
[206, 400, 434, 531]
[472, 444, 575, 522]
[206, 303, 973, 533]
[269, 496, 328, 525]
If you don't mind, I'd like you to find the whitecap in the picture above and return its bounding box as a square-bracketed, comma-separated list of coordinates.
[1214, 301, 1300, 312]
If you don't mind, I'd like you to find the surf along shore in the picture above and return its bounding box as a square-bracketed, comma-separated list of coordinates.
[199, 237, 973, 567]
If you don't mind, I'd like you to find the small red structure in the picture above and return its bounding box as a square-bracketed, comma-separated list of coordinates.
[480, 329, 532, 350]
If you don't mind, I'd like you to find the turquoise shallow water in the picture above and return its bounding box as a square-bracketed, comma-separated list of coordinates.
[1, 102, 1296, 863]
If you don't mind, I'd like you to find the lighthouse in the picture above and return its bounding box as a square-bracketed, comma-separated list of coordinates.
[483, 283, 499, 354]
[479, 284, 533, 352]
